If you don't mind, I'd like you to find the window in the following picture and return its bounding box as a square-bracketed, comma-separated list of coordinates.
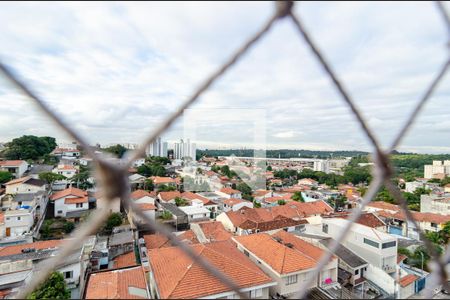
[6, 217, 10, 221]
[363, 238, 379, 248]
[64, 271, 73, 279]
[250, 288, 263, 298]
[76, 203, 83, 208]
[382, 241, 396, 249]
[18, 202, 22, 206]
[322, 223, 328, 233]
[285, 274, 298, 285]
[57, 210, 63, 214]
[355, 269, 359, 275]
[243, 250, 249, 257]
[431, 223, 438, 228]
[17, 217, 21, 221]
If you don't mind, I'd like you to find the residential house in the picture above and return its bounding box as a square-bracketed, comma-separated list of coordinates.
[0, 240, 87, 298]
[128, 174, 147, 190]
[217, 187, 242, 199]
[51, 148, 80, 158]
[147, 240, 276, 299]
[4, 177, 47, 195]
[321, 218, 398, 274]
[149, 176, 178, 190]
[180, 191, 219, 217]
[111, 251, 138, 269]
[233, 231, 339, 298]
[177, 205, 210, 223]
[52, 164, 78, 179]
[108, 225, 134, 259]
[324, 212, 387, 233]
[84, 266, 150, 299]
[157, 191, 181, 204]
[0, 160, 28, 179]
[297, 178, 318, 187]
[253, 190, 273, 202]
[223, 198, 254, 212]
[50, 187, 89, 219]
[130, 190, 155, 205]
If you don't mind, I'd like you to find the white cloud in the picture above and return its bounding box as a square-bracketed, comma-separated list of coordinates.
[0, 2, 449, 153]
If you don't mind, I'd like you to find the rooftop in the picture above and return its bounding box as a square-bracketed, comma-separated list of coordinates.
[85, 266, 149, 299]
[50, 187, 87, 201]
[0, 160, 27, 167]
[112, 252, 137, 269]
[219, 187, 241, 195]
[148, 240, 274, 299]
[178, 205, 210, 215]
[323, 218, 396, 242]
[319, 238, 367, 268]
[233, 232, 329, 275]
[130, 189, 152, 200]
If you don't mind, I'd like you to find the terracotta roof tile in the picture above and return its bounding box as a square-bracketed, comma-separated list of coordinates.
[223, 198, 245, 206]
[399, 274, 418, 287]
[143, 233, 173, 249]
[376, 209, 450, 225]
[64, 196, 88, 204]
[113, 252, 137, 269]
[4, 176, 30, 185]
[85, 266, 148, 299]
[148, 241, 273, 299]
[0, 240, 63, 257]
[0, 160, 26, 167]
[367, 201, 400, 211]
[158, 191, 181, 202]
[50, 187, 87, 201]
[328, 212, 386, 228]
[137, 203, 156, 211]
[150, 176, 176, 185]
[130, 190, 152, 200]
[233, 233, 318, 274]
[219, 187, 241, 195]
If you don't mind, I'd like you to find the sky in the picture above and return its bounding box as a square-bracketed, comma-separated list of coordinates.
[0, 1, 449, 153]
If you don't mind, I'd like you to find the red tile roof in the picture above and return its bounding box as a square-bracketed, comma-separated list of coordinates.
[113, 252, 137, 269]
[56, 165, 77, 170]
[223, 198, 245, 206]
[181, 192, 216, 205]
[0, 240, 62, 257]
[85, 266, 148, 299]
[50, 187, 87, 201]
[148, 241, 273, 299]
[239, 216, 308, 232]
[64, 197, 88, 204]
[233, 233, 319, 274]
[150, 176, 176, 185]
[219, 187, 241, 195]
[376, 209, 450, 225]
[399, 274, 418, 287]
[397, 254, 408, 264]
[4, 176, 30, 185]
[143, 233, 172, 249]
[137, 203, 157, 211]
[158, 191, 181, 202]
[367, 201, 400, 211]
[328, 212, 386, 228]
[0, 160, 26, 167]
[130, 190, 152, 200]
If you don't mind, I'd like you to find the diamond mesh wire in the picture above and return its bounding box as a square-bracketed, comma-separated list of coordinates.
[0, 1, 448, 299]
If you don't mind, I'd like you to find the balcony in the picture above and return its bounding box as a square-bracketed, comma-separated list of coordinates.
[382, 265, 396, 273]
[321, 278, 340, 289]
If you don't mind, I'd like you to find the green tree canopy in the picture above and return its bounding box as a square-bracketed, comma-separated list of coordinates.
[104, 213, 122, 232]
[3, 135, 57, 160]
[174, 197, 188, 207]
[39, 172, 66, 184]
[27, 272, 70, 299]
[103, 144, 128, 158]
[291, 191, 304, 202]
[277, 200, 286, 205]
[161, 210, 173, 220]
[158, 184, 176, 192]
[0, 171, 13, 184]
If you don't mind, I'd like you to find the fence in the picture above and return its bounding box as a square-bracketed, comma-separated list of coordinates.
[0, 1, 449, 299]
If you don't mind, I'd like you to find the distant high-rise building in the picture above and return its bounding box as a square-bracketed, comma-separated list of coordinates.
[146, 137, 168, 158]
[173, 139, 196, 161]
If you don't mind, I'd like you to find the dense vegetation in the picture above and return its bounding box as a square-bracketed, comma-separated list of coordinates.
[198, 149, 369, 159]
[137, 156, 170, 177]
[103, 144, 128, 158]
[27, 272, 70, 299]
[2, 135, 57, 161]
[0, 171, 13, 184]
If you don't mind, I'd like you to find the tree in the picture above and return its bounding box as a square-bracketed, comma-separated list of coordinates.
[253, 201, 261, 208]
[267, 165, 272, 171]
[103, 144, 128, 158]
[27, 272, 70, 299]
[291, 191, 304, 202]
[63, 221, 75, 234]
[161, 210, 173, 220]
[39, 172, 66, 184]
[277, 200, 286, 205]
[3, 135, 56, 160]
[70, 166, 93, 190]
[104, 213, 122, 232]
[0, 171, 13, 184]
[158, 184, 176, 192]
[144, 179, 154, 191]
[175, 197, 188, 207]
